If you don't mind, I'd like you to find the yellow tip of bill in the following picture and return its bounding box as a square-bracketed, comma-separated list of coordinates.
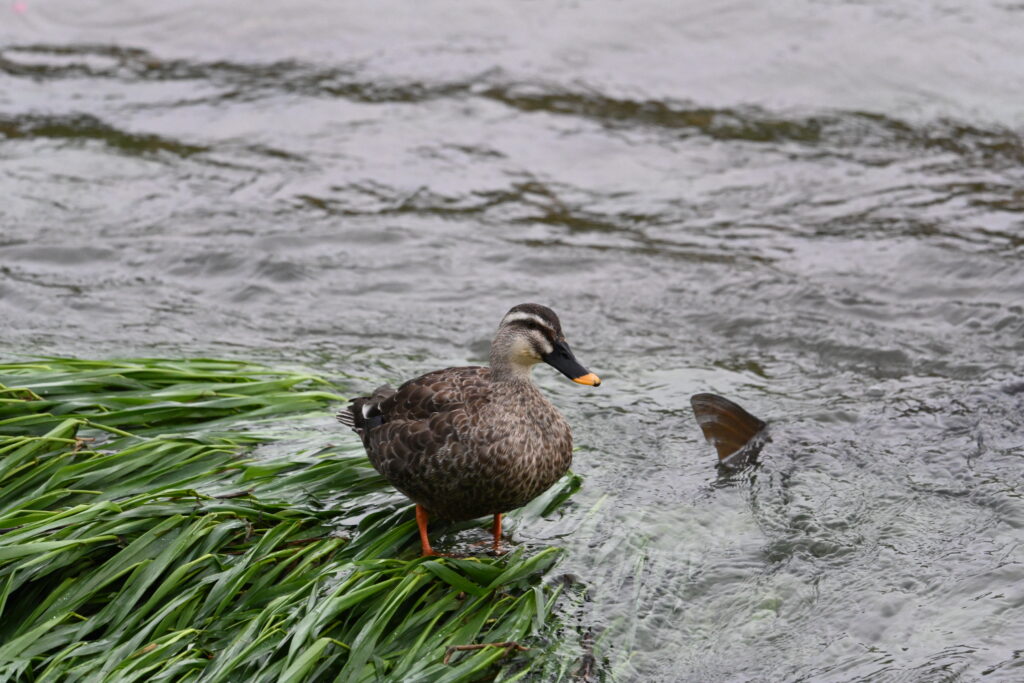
[572, 373, 601, 387]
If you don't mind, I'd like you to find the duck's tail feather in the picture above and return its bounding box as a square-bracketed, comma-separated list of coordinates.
[336, 384, 396, 434]
[335, 409, 356, 427]
[690, 393, 769, 468]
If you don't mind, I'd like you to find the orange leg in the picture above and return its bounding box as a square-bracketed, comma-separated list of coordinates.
[491, 513, 503, 553]
[416, 504, 439, 556]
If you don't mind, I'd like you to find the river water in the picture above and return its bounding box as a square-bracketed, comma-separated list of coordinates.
[2, 1, 1023, 680]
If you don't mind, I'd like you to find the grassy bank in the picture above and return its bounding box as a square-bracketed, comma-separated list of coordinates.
[0, 359, 579, 682]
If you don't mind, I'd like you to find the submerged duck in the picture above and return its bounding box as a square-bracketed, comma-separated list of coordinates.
[691, 393, 770, 468]
[337, 303, 600, 556]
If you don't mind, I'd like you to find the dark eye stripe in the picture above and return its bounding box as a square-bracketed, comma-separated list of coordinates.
[510, 319, 556, 343]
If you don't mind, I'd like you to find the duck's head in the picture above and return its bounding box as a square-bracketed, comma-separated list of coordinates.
[490, 303, 601, 386]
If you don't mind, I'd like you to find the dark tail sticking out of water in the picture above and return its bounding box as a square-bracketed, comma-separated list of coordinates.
[690, 393, 769, 469]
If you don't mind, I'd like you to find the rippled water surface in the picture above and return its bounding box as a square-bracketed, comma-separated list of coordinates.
[3, 1, 1023, 680]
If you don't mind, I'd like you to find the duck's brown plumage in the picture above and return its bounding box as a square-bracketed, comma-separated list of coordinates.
[351, 366, 572, 520]
[337, 304, 598, 552]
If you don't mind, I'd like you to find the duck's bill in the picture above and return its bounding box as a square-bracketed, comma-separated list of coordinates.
[542, 341, 601, 387]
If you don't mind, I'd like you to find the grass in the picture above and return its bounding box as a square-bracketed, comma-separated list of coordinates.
[0, 358, 582, 682]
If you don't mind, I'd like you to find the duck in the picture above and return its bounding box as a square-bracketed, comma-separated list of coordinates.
[690, 393, 769, 468]
[337, 303, 600, 556]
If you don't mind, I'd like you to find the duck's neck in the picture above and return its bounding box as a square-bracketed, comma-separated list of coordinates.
[489, 347, 538, 384]
[489, 359, 537, 384]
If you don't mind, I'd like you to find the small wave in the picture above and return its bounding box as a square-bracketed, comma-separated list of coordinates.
[4, 43, 1023, 164]
[0, 112, 207, 157]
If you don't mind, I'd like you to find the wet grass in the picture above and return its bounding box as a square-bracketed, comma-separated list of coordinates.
[0, 358, 578, 682]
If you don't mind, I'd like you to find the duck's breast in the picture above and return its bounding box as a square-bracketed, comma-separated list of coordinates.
[451, 387, 573, 514]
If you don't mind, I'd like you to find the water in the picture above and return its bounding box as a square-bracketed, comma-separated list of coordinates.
[2, 1, 1023, 679]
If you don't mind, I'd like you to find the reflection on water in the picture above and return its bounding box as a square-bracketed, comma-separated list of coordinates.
[2, 1, 1023, 679]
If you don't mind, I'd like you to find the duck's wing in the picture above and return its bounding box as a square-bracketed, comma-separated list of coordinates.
[351, 368, 492, 506]
[361, 409, 473, 502]
[337, 366, 490, 435]
[379, 366, 492, 422]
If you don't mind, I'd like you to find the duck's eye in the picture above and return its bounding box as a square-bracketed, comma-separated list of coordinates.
[514, 319, 555, 341]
